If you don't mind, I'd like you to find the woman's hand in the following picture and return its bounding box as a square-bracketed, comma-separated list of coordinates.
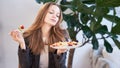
[9, 29, 26, 49]
[57, 49, 68, 55]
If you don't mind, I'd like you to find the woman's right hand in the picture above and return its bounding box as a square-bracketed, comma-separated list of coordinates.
[9, 29, 26, 49]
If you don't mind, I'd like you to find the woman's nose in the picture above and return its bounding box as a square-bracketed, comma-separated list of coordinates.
[52, 14, 57, 18]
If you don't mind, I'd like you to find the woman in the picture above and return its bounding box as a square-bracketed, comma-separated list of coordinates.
[10, 2, 70, 68]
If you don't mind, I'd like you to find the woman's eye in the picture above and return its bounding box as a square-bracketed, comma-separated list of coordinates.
[49, 11, 53, 14]
[56, 15, 60, 17]
[49, 11, 60, 17]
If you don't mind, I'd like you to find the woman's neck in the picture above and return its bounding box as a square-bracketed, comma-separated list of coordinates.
[41, 24, 52, 38]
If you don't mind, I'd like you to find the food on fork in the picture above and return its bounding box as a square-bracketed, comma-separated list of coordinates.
[18, 25, 24, 33]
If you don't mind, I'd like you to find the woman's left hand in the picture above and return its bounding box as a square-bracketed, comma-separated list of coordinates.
[57, 49, 68, 55]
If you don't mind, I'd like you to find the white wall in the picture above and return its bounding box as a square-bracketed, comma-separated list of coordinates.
[0, 0, 41, 68]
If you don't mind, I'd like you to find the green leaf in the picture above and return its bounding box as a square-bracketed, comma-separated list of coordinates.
[111, 24, 120, 35]
[60, 0, 67, 5]
[93, 7, 109, 17]
[60, 5, 68, 11]
[89, 5, 96, 10]
[81, 0, 95, 4]
[60, 0, 71, 5]
[112, 38, 120, 49]
[104, 15, 120, 24]
[104, 14, 120, 35]
[107, 32, 118, 39]
[104, 15, 120, 34]
[90, 16, 103, 32]
[92, 35, 99, 50]
[96, 25, 108, 35]
[82, 25, 93, 38]
[104, 39, 113, 53]
[69, 0, 93, 14]
[80, 13, 90, 24]
[63, 14, 73, 28]
[35, 0, 56, 4]
[63, 14, 82, 28]
[71, 0, 82, 7]
[77, 3, 93, 14]
[96, 0, 120, 7]
[35, 0, 42, 4]
[61, 4, 73, 10]
[68, 28, 77, 41]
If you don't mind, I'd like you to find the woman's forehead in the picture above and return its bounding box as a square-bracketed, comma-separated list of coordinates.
[48, 5, 60, 13]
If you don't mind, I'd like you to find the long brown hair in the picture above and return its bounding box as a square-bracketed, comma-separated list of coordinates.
[23, 2, 66, 54]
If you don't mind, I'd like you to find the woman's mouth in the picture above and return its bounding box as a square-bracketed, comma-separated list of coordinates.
[51, 19, 56, 22]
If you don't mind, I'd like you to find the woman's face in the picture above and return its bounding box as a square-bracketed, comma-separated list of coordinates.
[44, 5, 60, 26]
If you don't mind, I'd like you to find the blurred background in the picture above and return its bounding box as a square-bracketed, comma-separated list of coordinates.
[0, 0, 42, 68]
[0, 0, 120, 68]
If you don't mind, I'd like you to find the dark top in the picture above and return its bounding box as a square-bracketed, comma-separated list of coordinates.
[18, 41, 67, 68]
